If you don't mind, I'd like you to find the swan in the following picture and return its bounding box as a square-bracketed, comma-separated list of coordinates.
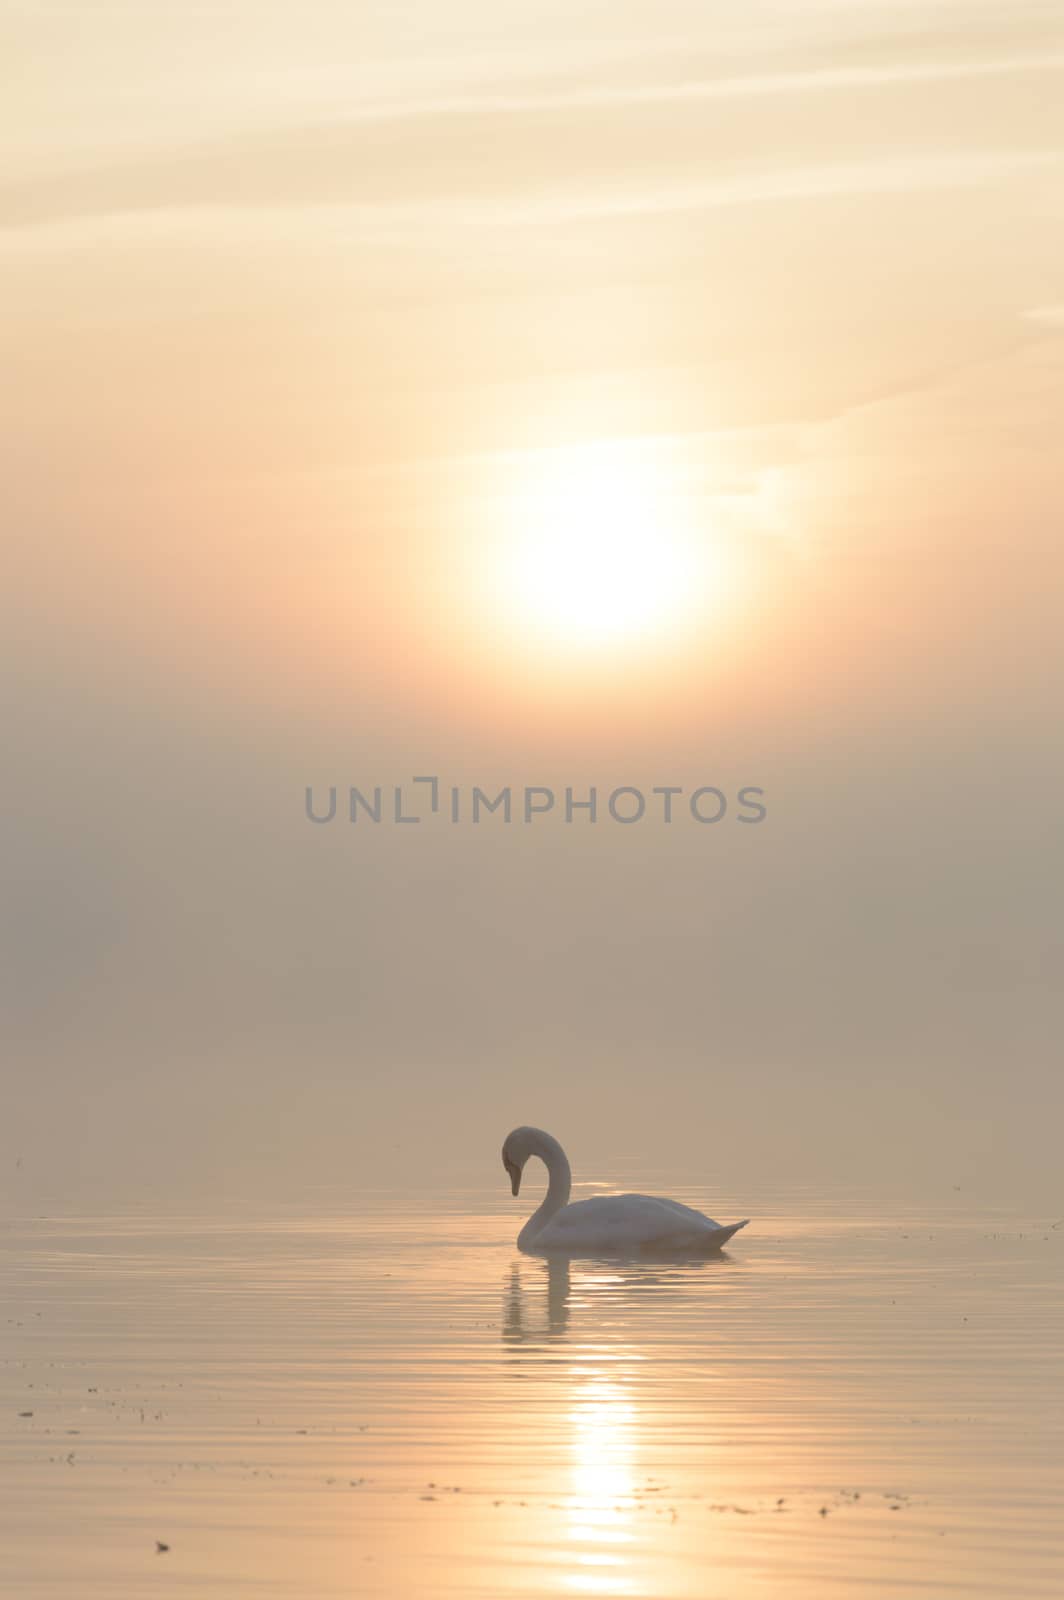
[502, 1126, 749, 1255]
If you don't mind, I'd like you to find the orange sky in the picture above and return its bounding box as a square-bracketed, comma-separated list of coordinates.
[3, 1, 1062, 1207]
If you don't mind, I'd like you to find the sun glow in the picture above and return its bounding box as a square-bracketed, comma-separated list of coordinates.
[493, 442, 730, 654]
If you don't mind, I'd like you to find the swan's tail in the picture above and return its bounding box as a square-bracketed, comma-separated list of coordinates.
[707, 1219, 750, 1249]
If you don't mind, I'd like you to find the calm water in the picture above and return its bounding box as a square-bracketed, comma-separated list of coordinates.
[2, 1181, 1062, 1597]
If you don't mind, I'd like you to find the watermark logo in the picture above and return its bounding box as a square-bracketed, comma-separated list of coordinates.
[305, 777, 766, 826]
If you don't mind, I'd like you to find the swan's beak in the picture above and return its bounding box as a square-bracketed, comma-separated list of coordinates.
[504, 1157, 521, 1196]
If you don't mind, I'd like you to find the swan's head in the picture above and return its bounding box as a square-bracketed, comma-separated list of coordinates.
[501, 1127, 533, 1196]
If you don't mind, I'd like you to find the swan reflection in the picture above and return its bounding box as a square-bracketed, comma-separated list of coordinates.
[503, 1256, 572, 1343]
[503, 1251, 737, 1347]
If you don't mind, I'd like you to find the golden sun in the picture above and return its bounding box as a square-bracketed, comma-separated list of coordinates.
[493, 442, 728, 654]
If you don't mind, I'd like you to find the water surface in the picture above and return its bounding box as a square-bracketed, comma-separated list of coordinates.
[3, 1182, 1062, 1596]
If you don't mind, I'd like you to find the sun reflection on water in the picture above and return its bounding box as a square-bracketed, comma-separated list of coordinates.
[567, 1373, 639, 1548]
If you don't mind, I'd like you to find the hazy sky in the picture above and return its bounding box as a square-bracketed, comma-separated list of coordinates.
[3, 1, 1062, 1211]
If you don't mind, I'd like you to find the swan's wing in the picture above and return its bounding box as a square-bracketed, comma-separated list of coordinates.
[536, 1195, 748, 1251]
[639, 1195, 722, 1227]
[632, 1200, 751, 1249]
[629, 1198, 751, 1246]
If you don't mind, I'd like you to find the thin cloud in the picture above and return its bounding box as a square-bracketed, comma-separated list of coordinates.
[478, 149, 1064, 228]
[2, 148, 1059, 245]
[347, 53, 1064, 124]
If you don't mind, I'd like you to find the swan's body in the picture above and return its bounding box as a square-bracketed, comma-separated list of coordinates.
[502, 1126, 749, 1255]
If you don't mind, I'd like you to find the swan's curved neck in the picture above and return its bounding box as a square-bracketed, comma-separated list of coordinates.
[518, 1130, 572, 1248]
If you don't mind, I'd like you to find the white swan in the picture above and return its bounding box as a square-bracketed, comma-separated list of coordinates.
[502, 1126, 749, 1255]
